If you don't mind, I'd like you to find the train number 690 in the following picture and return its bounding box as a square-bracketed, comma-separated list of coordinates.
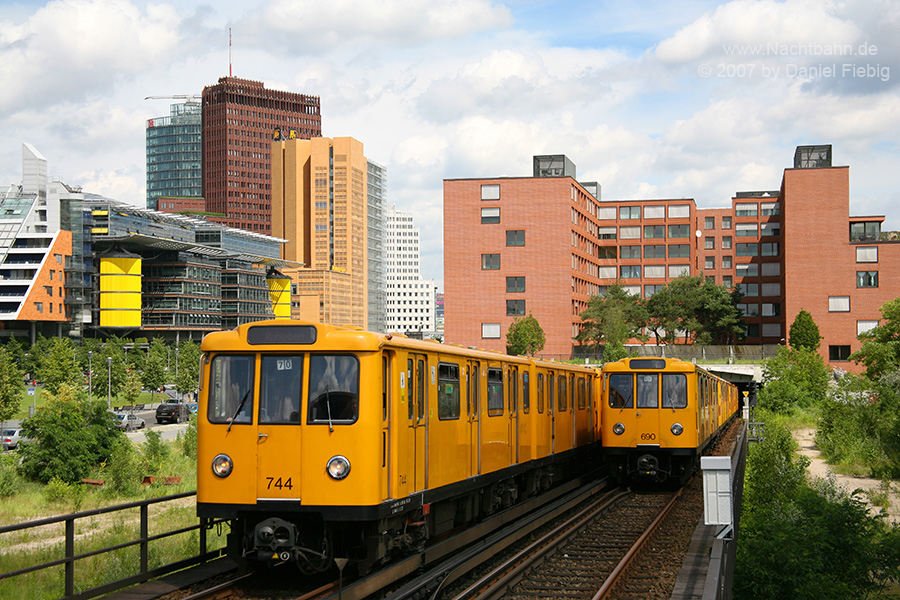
[640, 433, 657, 441]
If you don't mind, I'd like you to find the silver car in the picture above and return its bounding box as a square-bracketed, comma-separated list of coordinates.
[2, 428, 32, 450]
[114, 414, 146, 432]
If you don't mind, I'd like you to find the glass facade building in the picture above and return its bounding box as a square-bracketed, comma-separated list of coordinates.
[146, 101, 202, 209]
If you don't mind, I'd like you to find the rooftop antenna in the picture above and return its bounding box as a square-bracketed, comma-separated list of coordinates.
[229, 27, 232, 76]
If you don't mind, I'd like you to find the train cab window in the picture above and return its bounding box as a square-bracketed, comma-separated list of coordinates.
[487, 368, 504, 416]
[608, 374, 634, 408]
[438, 363, 460, 419]
[307, 355, 360, 425]
[636, 374, 658, 408]
[537, 373, 544, 413]
[208, 354, 255, 424]
[662, 374, 687, 408]
[260, 355, 303, 423]
[523, 372, 530, 414]
[558, 377, 567, 412]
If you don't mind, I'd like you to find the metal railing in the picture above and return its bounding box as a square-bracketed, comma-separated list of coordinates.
[0, 491, 226, 600]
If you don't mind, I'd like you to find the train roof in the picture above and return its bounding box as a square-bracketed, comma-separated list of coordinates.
[201, 319, 597, 374]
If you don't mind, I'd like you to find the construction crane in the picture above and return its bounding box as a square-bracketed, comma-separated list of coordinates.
[144, 95, 201, 103]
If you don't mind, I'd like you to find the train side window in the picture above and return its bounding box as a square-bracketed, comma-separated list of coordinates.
[208, 354, 255, 424]
[438, 362, 460, 419]
[662, 374, 687, 408]
[259, 355, 303, 424]
[577, 377, 586, 410]
[417, 359, 426, 421]
[307, 355, 360, 425]
[537, 373, 544, 414]
[636, 374, 658, 408]
[407, 358, 414, 420]
[471, 365, 479, 416]
[508, 369, 517, 413]
[487, 368, 504, 416]
[523, 372, 530, 414]
[548, 373, 555, 412]
[608, 374, 633, 408]
[382, 356, 389, 422]
[558, 376, 567, 413]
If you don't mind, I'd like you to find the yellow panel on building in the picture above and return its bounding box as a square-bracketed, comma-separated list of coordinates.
[266, 270, 292, 318]
[99, 255, 142, 328]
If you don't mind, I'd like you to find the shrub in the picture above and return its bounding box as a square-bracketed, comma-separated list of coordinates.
[0, 452, 18, 497]
[103, 439, 141, 496]
[141, 429, 169, 476]
[178, 413, 197, 460]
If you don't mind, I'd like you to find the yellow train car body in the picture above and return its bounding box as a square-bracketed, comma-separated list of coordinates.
[197, 320, 599, 570]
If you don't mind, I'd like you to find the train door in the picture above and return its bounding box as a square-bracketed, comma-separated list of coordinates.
[402, 354, 428, 492]
[467, 361, 481, 476]
[634, 373, 661, 446]
[548, 371, 556, 454]
[508, 366, 519, 464]
[256, 355, 304, 501]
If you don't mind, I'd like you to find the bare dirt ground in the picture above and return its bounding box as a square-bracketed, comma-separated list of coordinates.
[793, 428, 900, 524]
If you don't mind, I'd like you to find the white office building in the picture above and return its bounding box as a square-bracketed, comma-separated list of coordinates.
[384, 205, 435, 337]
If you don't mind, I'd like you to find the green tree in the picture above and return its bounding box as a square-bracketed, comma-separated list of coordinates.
[577, 284, 647, 356]
[645, 275, 702, 344]
[121, 369, 143, 407]
[695, 278, 745, 344]
[19, 384, 121, 483]
[789, 309, 822, 350]
[174, 340, 201, 400]
[142, 338, 168, 404]
[506, 313, 546, 356]
[36, 337, 82, 394]
[850, 298, 900, 379]
[0, 348, 24, 428]
[757, 345, 831, 414]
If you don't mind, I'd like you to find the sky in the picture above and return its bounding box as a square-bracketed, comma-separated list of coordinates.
[1, 0, 899, 290]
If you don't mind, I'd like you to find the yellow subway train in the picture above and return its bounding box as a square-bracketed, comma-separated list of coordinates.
[196, 320, 600, 572]
[599, 357, 739, 483]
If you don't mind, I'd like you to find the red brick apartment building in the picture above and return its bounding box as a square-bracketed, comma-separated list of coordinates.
[443, 147, 900, 371]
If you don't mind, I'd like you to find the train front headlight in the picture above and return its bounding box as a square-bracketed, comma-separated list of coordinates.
[212, 454, 233, 478]
[671, 423, 684, 436]
[326, 455, 351, 480]
[613, 422, 625, 435]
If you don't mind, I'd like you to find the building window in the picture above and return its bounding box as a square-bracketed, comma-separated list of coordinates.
[829, 345, 851, 361]
[506, 230, 525, 246]
[481, 254, 500, 270]
[705, 236, 715, 250]
[761, 222, 780, 236]
[738, 283, 759, 297]
[644, 225, 665, 239]
[645, 265, 665, 278]
[856, 246, 878, 263]
[35, 302, 42, 313]
[857, 271, 879, 288]
[737, 303, 759, 316]
[761, 242, 779, 256]
[736, 263, 758, 277]
[506, 300, 526, 315]
[668, 244, 690, 258]
[482, 323, 501, 338]
[761, 262, 780, 276]
[644, 205, 665, 219]
[644, 245, 666, 258]
[620, 265, 641, 278]
[620, 226, 641, 239]
[762, 323, 781, 338]
[761, 283, 781, 296]
[737, 243, 758, 256]
[44, 286, 53, 296]
[645, 284, 665, 296]
[850, 222, 880, 242]
[598, 246, 616, 259]
[704, 217, 715, 229]
[705, 256, 715, 270]
[722, 236, 732, 249]
[621, 246, 641, 259]
[598, 226, 617, 240]
[599, 266, 617, 278]
[762, 303, 780, 316]
[723, 276, 733, 287]
[620, 206, 641, 219]
[829, 296, 850, 312]
[722, 256, 733, 269]
[668, 205, 690, 218]
[668, 224, 690, 238]
[722, 216, 732, 229]
[668, 265, 690, 278]
[761, 202, 780, 216]
[481, 207, 500, 224]
[598, 206, 616, 220]
[736, 223, 758, 237]
[481, 184, 500, 200]
[857, 320, 878, 335]
[735, 202, 758, 216]
[744, 323, 760, 337]
[506, 277, 525, 293]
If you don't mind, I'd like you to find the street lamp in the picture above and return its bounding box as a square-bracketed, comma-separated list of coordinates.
[107, 356, 112, 409]
[87, 351, 92, 404]
[175, 347, 179, 400]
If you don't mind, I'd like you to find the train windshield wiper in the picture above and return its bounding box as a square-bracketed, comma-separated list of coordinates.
[325, 390, 334, 432]
[227, 388, 251, 432]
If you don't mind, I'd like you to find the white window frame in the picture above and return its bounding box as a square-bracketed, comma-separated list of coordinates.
[481, 184, 500, 200]
[482, 323, 501, 338]
[829, 296, 850, 312]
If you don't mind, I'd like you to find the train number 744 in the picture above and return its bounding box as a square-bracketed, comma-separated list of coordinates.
[266, 477, 293, 490]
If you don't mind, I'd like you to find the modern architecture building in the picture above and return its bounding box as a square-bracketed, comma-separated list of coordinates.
[385, 204, 435, 337]
[146, 101, 202, 209]
[271, 137, 368, 327]
[201, 76, 322, 234]
[443, 147, 900, 371]
[367, 160, 387, 332]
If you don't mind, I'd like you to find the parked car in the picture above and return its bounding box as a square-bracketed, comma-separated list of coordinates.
[185, 403, 198, 415]
[155, 401, 190, 424]
[1, 428, 31, 451]
[114, 413, 146, 431]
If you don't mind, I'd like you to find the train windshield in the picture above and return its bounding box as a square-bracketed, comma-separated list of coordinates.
[260, 356, 303, 424]
[661, 374, 687, 408]
[636, 374, 658, 408]
[608, 374, 634, 408]
[208, 355, 255, 425]
[307, 355, 360, 424]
